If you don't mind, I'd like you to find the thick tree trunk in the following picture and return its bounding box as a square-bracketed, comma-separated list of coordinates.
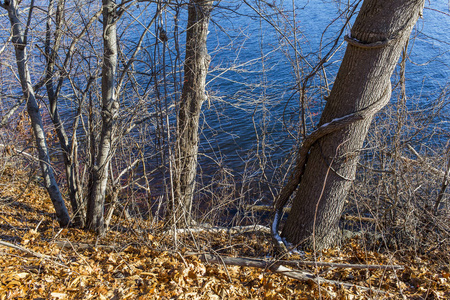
[3, 0, 70, 226]
[45, 0, 85, 227]
[281, 0, 424, 250]
[167, 0, 213, 227]
[86, 0, 118, 235]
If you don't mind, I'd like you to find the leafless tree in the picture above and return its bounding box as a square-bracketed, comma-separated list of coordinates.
[85, 0, 120, 235]
[1, 0, 70, 226]
[43, 0, 87, 226]
[275, 0, 425, 250]
[167, 0, 213, 227]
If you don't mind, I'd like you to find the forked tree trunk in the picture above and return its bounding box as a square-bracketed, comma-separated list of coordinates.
[86, 0, 118, 235]
[281, 0, 424, 250]
[168, 0, 213, 227]
[45, 0, 85, 227]
[2, 0, 70, 226]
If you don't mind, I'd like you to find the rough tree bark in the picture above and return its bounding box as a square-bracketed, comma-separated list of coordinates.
[86, 0, 118, 235]
[167, 0, 213, 227]
[1, 0, 70, 226]
[44, 0, 85, 227]
[279, 0, 424, 250]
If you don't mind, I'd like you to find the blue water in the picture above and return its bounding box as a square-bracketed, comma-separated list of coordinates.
[193, 0, 449, 177]
[4, 0, 446, 191]
[34, 1, 450, 179]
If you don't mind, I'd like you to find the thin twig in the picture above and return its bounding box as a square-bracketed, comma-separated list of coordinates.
[0, 240, 68, 268]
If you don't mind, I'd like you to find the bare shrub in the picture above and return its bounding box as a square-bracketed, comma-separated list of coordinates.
[345, 83, 449, 253]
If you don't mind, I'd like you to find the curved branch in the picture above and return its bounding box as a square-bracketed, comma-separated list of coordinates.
[344, 34, 391, 49]
[271, 82, 392, 251]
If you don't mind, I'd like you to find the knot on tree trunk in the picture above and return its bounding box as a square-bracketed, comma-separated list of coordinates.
[344, 34, 391, 49]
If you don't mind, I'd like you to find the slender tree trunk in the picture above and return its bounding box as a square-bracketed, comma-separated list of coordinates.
[281, 0, 424, 250]
[86, 0, 118, 235]
[45, 0, 85, 227]
[167, 0, 213, 227]
[2, 0, 70, 226]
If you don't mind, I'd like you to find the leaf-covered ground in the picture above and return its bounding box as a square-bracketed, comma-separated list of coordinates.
[0, 166, 449, 299]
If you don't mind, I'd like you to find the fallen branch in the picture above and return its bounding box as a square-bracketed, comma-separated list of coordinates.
[0, 240, 68, 268]
[246, 205, 290, 213]
[342, 215, 377, 223]
[165, 224, 271, 235]
[279, 260, 403, 270]
[53, 240, 117, 250]
[192, 252, 388, 294]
